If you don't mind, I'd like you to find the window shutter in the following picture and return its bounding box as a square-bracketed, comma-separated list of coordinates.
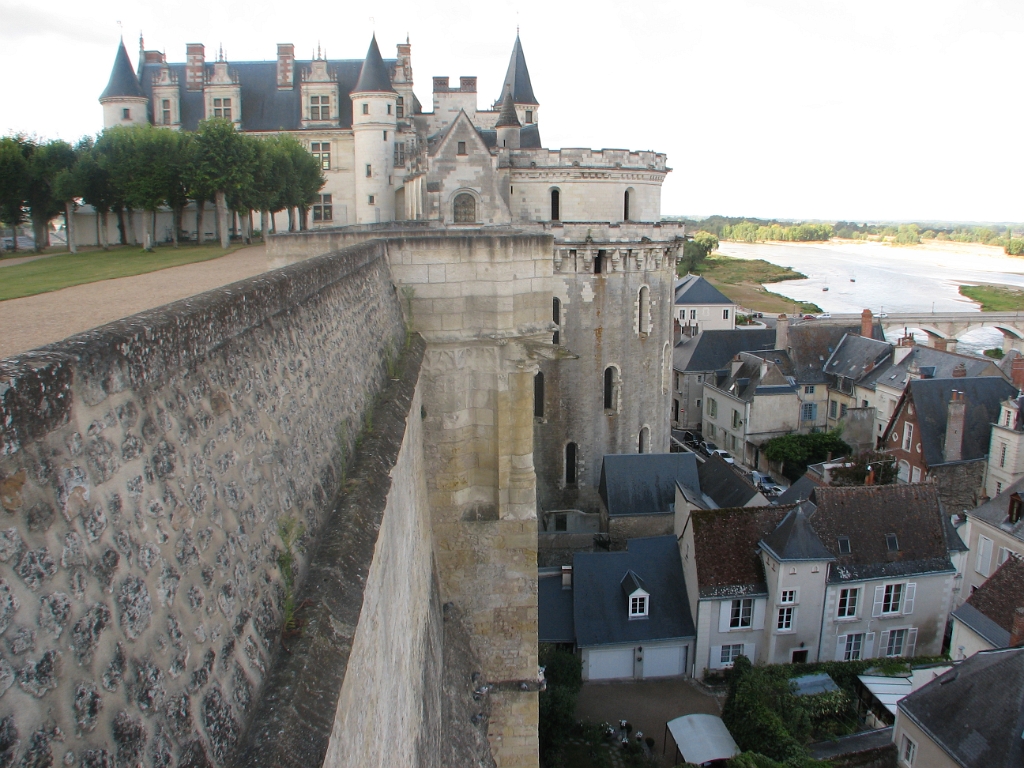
[743, 643, 756, 661]
[902, 583, 916, 615]
[864, 632, 876, 659]
[879, 630, 890, 657]
[835, 635, 848, 662]
[753, 599, 766, 630]
[977, 536, 993, 577]
[872, 585, 885, 617]
[905, 628, 918, 658]
[719, 602, 732, 633]
[710, 646, 723, 669]
[810, 403, 817, 421]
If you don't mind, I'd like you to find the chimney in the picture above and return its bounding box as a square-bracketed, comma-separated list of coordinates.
[1011, 357, 1024, 391]
[861, 309, 873, 338]
[776, 314, 789, 351]
[952, 362, 967, 378]
[186, 43, 205, 91]
[933, 338, 948, 352]
[459, 76, 477, 92]
[276, 43, 294, 89]
[894, 334, 915, 365]
[561, 565, 572, 590]
[944, 391, 966, 462]
[1011, 607, 1024, 647]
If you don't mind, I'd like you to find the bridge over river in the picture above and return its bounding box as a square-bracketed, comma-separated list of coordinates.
[823, 311, 1024, 353]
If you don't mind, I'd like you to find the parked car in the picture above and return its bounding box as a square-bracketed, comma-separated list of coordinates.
[802, 314, 817, 320]
[710, 449, 736, 465]
[699, 440, 719, 457]
[817, 312, 831, 319]
[681, 431, 701, 447]
[750, 470, 783, 497]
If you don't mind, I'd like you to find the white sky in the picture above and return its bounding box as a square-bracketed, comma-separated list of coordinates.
[2, 0, 1022, 222]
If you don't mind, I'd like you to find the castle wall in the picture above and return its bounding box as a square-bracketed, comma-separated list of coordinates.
[427, 118, 512, 226]
[0, 241, 408, 767]
[510, 174, 663, 225]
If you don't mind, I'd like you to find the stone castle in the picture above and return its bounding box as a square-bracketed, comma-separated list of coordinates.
[0, 35, 681, 768]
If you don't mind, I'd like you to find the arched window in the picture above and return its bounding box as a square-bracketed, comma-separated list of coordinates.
[550, 189, 560, 221]
[898, 460, 911, 483]
[623, 189, 631, 221]
[534, 372, 544, 418]
[453, 193, 476, 223]
[638, 286, 650, 336]
[552, 297, 561, 345]
[565, 442, 578, 485]
[604, 366, 619, 412]
[638, 426, 649, 454]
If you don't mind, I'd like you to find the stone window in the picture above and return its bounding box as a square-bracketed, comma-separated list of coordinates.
[777, 607, 794, 631]
[453, 193, 476, 223]
[396, 96, 404, 118]
[365, 164, 372, 178]
[387, 103, 392, 115]
[534, 372, 544, 419]
[877, 583, 904, 615]
[594, 250, 604, 274]
[311, 142, 331, 170]
[604, 366, 619, 412]
[565, 442, 578, 485]
[122, 107, 131, 120]
[638, 426, 649, 454]
[673, 399, 679, 421]
[525, 109, 533, 124]
[707, 398, 718, 418]
[162, 99, 171, 125]
[362, 103, 369, 115]
[394, 143, 406, 167]
[457, 141, 467, 155]
[552, 298, 561, 345]
[637, 286, 650, 336]
[550, 189, 560, 221]
[213, 97, 232, 120]
[310, 95, 329, 120]
[312, 194, 332, 221]
[623, 189, 631, 221]
[383, 130, 388, 141]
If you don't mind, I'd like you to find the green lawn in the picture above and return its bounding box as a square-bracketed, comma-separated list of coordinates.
[694, 254, 807, 284]
[960, 284, 1024, 312]
[0, 243, 247, 301]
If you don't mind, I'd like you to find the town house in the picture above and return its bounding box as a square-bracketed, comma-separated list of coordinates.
[959, 476, 1024, 601]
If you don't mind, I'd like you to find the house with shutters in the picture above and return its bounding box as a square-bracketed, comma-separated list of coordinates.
[677, 483, 959, 677]
[950, 554, 1024, 659]
[960, 476, 1024, 603]
[673, 274, 737, 337]
[984, 392, 1024, 498]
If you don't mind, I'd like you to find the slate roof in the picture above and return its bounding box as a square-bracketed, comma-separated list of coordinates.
[786, 323, 884, 384]
[808, 484, 955, 582]
[698, 454, 761, 508]
[760, 503, 835, 562]
[776, 474, 818, 506]
[968, 476, 1024, 544]
[674, 274, 734, 306]
[898, 647, 1024, 768]
[354, 35, 396, 93]
[904, 377, 1017, 468]
[538, 568, 576, 643]
[709, 352, 797, 403]
[598, 453, 699, 517]
[494, 88, 521, 128]
[101, 40, 146, 100]
[823, 333, 892, 384]
[953, 555, 1024, 648]
[478, 124, 542, 149]
[690, 505, 792, 598]
[498, 35, 539, 106]
[573, 536, 695, 647]
[862, 345, 1004, 391]
[674, 329, 776, 373]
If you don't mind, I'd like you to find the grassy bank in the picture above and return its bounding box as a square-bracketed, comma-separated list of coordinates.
[960, 284, 1024, 312]
[0, 243, 247, 301]
[690, 254, 822, 314]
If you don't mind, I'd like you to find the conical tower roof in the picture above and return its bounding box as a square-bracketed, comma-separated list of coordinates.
[495, 88, 521, 128]
[100, 39, 146, 101]
[498, 34, 538, 106]
[353, 35, 395, 93]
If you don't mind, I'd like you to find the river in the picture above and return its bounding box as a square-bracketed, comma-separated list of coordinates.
[717, 240, 1024, 355]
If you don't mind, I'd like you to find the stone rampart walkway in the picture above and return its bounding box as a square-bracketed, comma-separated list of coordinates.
[0, 244, 273, 359]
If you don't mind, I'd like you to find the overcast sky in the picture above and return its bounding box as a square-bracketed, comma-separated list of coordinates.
[3, 0, 1022, 222]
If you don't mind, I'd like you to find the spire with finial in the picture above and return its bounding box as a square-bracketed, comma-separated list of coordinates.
[218, 43, 225, 62]
[100, 38, 146, 101]
[495, 87, 521, 128]
[497, 33, 538, 107]
[353, 34, 395, 93]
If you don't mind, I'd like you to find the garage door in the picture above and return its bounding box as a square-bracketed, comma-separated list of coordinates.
[644, 645, 684, 678]
[588, 648, 634, 680]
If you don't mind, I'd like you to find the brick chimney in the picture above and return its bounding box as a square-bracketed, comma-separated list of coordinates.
[894, 334, 915, 365]
[861, 309, 873, 338]
[945, 390, 966, 462]
[952, 362, 967, 378]
[776, 314, 789, 351]
[186, 43, 205, 91]
[933, 338, 948, 352]
[1011, 607, 1024, 646]
[276, 44, 294, 89]
[1011, 357, 1024, 391]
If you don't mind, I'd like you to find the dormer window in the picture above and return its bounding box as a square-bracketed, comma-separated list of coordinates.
[622, 571, 649, 619]
[838, 536, 851, 555]
[525, 109, 533, 124]
[1009, 493, 1023, 524]
[310, 95, 329, 120]
[886, 533, 899, 552]
[213, 98, 231, 119]
[630, 595, 647, 617]
[396, 96, 404, 118]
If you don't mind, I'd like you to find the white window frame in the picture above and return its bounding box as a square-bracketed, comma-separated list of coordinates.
[910, 466, 921, 483]
[777, 606, 794, 631]
[804, 385, 815, 394]
[629, 593, 648, 618]
[886, 628, 908, 657]
[844, 632, 864, 661]
[730, 598, 753, 629]
[873, 582, 916, 617]
[780, 589, 797, 604]
[837, 587, 858, 619]
[900, 733, 917, 766]
[998, 546, 1013, 567]
[720, 644, 744, 666]
[902, 422, 914, 451]
[976, 535, 994, 577]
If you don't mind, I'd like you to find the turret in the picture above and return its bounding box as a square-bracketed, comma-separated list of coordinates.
[351, 35, 397, 224]
[496, 34, 539, 128]
[99, 39, 149, 128]
[495, 89, 521, 149]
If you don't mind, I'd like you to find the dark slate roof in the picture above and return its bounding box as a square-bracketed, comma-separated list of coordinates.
[674, 329, 776, 373]
[598, 453, 699, 517]
[823, 333, 892, 383]
[621, 571, 646, 597]
[786, 323, 884, 384]
[862, 345, 1004, 391]
[538, 568, 576, 643]
[573, 536, 695, 647]
[906, 377, 1017, 467]
[498, 35, 538, 106]
[698, 454, 760, 508]
[709, 352, 796, 403]
[898, 647, 1024, 768]
[674, 274, 734, 306]
[691, 505, 792, 598]
[354, 35, 396, 93]
[100, 40, 146, 100]
[968, 476, 1024, 544]
[495, 88, 521, 127]
[478, 123, 542, 149]
[954, 555, 1024, 648]
[760, 503, 835, 562]
[952, 602, 1011, 648]
[138, 56, 396, 131]
[776, 474, 818, 506]
[808, 484, 955, 582]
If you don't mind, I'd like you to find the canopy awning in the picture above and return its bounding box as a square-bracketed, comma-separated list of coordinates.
[665, 714, 740, 765]
[858, 667, 952, 715]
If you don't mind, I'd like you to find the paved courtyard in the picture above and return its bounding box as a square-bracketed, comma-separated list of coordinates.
[575, 677, 724, 765]
[0, 244, 276, 359]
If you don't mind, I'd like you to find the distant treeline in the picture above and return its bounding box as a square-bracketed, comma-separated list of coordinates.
[667, 215, 1024, 253]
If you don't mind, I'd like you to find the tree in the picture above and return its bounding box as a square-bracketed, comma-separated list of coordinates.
[24, 139, 76, 251]
[0, 136, 30, 252]
[763, 430, 851, 481]
[73, 139, 116, 250]
[190, 119, 256, 248]
[679, 230, 720, 275]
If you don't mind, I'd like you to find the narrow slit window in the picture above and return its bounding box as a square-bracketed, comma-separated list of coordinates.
[534, 372, 544, 418]
[550, 189, 560, 221]
[565, 443, 577, 485]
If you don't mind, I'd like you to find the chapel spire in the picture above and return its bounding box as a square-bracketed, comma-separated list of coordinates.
[353, 34, 396, 93]
[100, 38, 146, 101]
[497, 34, 538, 107]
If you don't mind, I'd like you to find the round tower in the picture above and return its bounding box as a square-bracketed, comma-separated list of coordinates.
[495, 88, 521, 150]
[99, 39, 149, 128]
[351, 35, 397, 224]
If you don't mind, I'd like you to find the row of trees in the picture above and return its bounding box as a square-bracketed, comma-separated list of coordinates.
[678, 230, 720, 274]
[0, 120, 325, 253]
[722, 221, 834, 243]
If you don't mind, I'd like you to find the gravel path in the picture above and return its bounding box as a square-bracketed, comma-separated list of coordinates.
[0, 244, 275, 359]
